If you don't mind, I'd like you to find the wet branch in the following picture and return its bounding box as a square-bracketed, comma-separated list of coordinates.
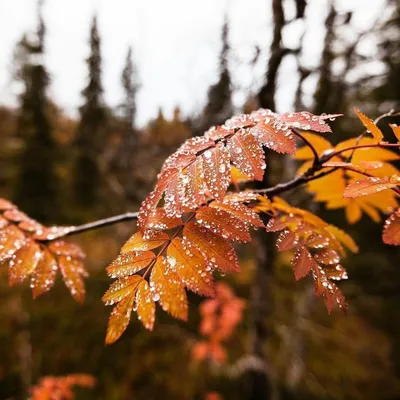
[65, 211, 139, 237]
[59, 110, 400, 238]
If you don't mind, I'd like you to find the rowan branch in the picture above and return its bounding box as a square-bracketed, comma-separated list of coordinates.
[56, 109, 400, 237]
[65, 212, 139, 237]
[292, 129, 319, 166]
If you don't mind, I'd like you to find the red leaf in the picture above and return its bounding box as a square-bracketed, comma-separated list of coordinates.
[280, 111, 341, 133]
[250, 119, 296, 155]
[314, 248, 340, 265]
[178, 158, 208, 209]
[224, 113, 256, 129]
[138, 167, 179, 232]
[292, 246, 314, 280]
[183, 221, 240, 273]
[201, 143, 230, 201]
[382, 208, 400, 245]
[276, 230, 299, 251]
[266, 218, 286, 232]
[226, 129, 266, 181]
[146, 208, 182, 231]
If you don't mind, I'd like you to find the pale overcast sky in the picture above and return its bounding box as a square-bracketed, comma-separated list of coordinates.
[0, 0, 386, 127]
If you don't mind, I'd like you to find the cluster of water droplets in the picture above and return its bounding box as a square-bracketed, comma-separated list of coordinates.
[226, 129, 266, 180]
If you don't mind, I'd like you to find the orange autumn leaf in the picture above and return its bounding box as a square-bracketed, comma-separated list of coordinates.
[105, 291, 136, 345]
[184, 221, 240, 273]
[195, 206, 252, 242]
[344, 177, 398, 198]
[106, 250, 156, 278]
[167, 237, 214, 297]
[0, 198, 87, 302]
[354, 107, 384, 142]
[150, 256, 188, 320]
[135, 280, 155, 330]
[121, 231, 169, 252]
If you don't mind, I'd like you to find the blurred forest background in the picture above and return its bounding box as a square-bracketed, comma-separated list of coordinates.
[1, 0, 400, 399]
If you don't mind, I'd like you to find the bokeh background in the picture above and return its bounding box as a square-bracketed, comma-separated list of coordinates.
[1, 0, 400, 399]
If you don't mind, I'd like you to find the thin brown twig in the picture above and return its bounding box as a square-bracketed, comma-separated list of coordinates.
[292, 129, 319, 166]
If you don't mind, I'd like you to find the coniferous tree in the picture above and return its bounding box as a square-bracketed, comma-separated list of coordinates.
[116, 46, 139, 172]
[13, 0, 59, 223]
[194, 17, 232, 134]
[73, 16, 107, 209]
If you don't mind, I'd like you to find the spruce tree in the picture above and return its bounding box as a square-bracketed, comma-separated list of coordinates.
[73, 16, 107, 208]
[13, 0, 59, 223]
[195, 18, 232, 133]
[117, 46, 139, 171]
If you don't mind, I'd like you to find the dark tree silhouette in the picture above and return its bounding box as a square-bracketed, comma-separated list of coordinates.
[13, 0, 59, 223]
[73, 16, 107, 209]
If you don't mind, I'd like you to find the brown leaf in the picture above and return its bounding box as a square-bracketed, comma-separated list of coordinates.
[183, 221, 240, 273]
[59, 256, 87, 304]
[382, 208, 400, 245]
[0, 225, 26, 262]
[31, 250, 58, 298]
[150, 256, 188, 320]
[167, 237, 214, 297]
[9, 240, 42, 286]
